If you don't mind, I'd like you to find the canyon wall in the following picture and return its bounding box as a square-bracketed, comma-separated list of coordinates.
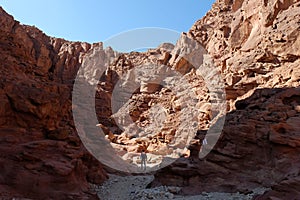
[0, 0, 300, 199]
[151, 0, 300, 199]
[0, 8, 107, 199]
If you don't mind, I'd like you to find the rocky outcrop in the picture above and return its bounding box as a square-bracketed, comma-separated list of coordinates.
[151, 87, 300, 194]
[0, 7, 108, 199]
[1, 0, 300, 198]
[150, 0, 300, 196]
[189, 0, 300, 104]
[92, 34, 222, 172]
[254, 176, 300, 199]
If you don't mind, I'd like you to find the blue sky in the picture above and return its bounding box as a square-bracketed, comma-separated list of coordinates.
[0, 1, 215, 51]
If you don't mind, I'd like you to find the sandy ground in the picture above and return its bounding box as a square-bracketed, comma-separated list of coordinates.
[91, 174, 268, 200]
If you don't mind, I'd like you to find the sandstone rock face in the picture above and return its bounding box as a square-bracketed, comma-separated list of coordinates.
[92, 34, 225, 172]
[189, 0, 300, 103]
[151, 87, 300, 194]
[0, 7, 107, 199]
[1, 0, 300, 198]
[254, 176, 300, 199]
[150, 0, 300, 196]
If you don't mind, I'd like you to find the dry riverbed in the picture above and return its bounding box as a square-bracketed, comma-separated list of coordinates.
[91, 174, 268, 200]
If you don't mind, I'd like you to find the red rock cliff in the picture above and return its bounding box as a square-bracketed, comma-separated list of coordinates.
[150, 0, 300, 199]
[0, 7, 107, 199]
[1, 0, 300, 199]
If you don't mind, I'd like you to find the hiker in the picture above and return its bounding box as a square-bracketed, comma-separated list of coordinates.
[140, 150, 147, 170]
[200, 138, 208, 153]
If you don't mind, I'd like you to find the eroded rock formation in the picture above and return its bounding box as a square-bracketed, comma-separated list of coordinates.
[0, 0, 300, 198]
[151, 0, 300, 199]
[0, 7, 107, 199]
[94, 39, 216, 170]
[151, 88, 300, 195]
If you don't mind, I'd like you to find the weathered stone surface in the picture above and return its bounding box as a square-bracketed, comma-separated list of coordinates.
[149, 0, 300, 196]
[91, 1, 300, 195]
[150, 88, 300, 195]
[254, 176, 300, 200]
[1, 0, 300, 198]
[0, 7, 108, 199]
[189, 0, 300, 109]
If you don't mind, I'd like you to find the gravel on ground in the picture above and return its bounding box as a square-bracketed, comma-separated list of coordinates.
[90, 174, 269, 200]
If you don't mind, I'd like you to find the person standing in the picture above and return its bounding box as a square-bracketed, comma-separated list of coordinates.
[200, 138, 208, 153]
[140, 150, 147, 171]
